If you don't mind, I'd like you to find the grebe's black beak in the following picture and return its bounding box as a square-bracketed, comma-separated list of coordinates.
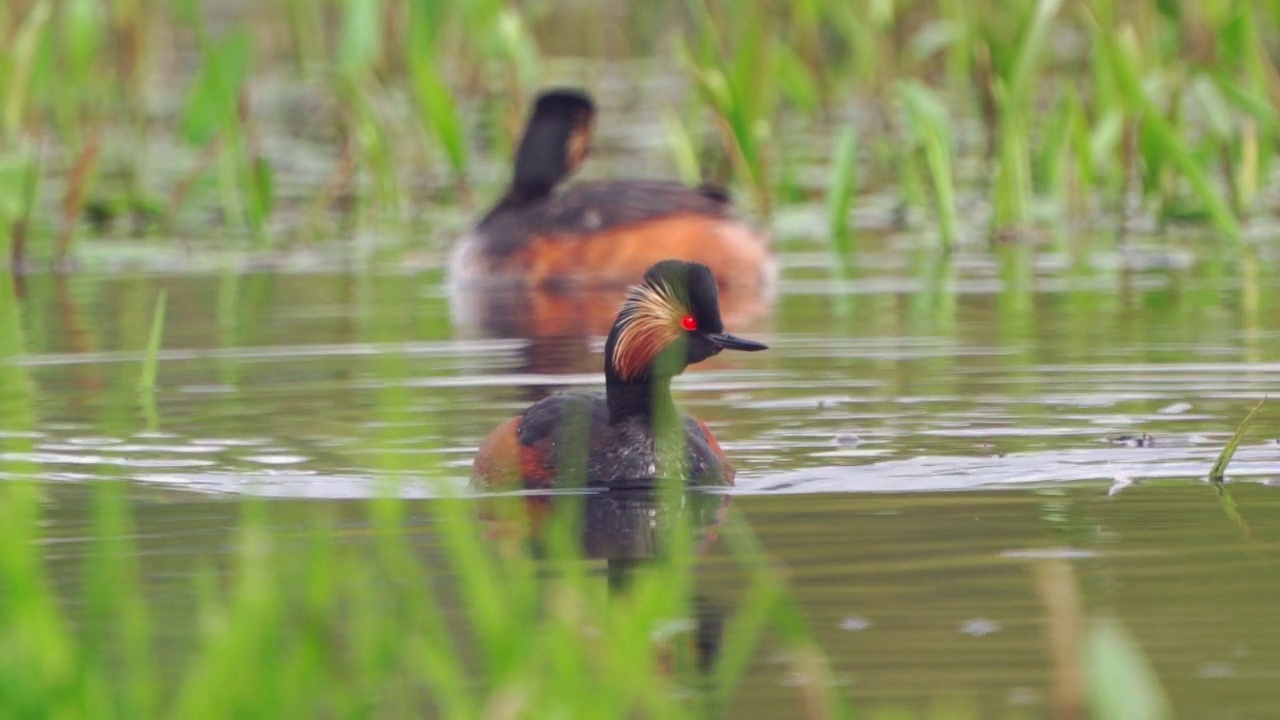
[706, 333, 768, 352]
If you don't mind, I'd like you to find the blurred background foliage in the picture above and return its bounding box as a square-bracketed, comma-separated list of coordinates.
[0, 0, 1276, 261]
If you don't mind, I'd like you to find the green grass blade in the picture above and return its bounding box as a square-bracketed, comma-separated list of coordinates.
[137, 289, 167, 392]
[1009, 0, 1064, 102]
[1092, 21, 1242, 239]
[1209, 395, 1267, 482]
[900, 81, 957, 249]
[663, 110, 701, 186]
[2, 1, 52, 141]
[826, 126, 858, 268]
[409, 53, 469, 183]
[1086, 617, 1170, 720]
[337, 0, 382, 77]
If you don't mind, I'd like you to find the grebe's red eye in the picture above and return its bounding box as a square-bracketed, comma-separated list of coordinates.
[681, 314, 698, 332]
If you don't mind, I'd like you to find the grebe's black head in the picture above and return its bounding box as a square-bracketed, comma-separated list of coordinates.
[510, 88, 595, 202]
[605, 260, 768, 384]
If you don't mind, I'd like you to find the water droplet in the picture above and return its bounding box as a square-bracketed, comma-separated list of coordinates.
[1006, 687, 1042, 706]
[1000, 548, 1097, 560]
[1197, 662, 1237, 679]
[245, 455, 308, 466]
[960, 618, 1000, 636]
[839, 616, 870, 632]
[1108, 463, 1138, 496]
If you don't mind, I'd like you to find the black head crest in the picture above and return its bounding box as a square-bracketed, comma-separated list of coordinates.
[510, 88, 596, 201]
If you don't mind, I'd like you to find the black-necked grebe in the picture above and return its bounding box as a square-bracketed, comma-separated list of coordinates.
[471, 260, 767, 489]
[449, 89, 775, 294]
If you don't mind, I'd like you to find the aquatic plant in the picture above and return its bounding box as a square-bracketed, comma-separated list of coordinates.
[2, 0, 1279, 262]
[0, 148, 40, 269]
[825, 126, 858, 266]
[900, 82, 957, 248]
[176, 11, 271, 241]
[670, 0, 1278, 246]
[0, 472, 853, 717]
[1209, 396, 1269, 483]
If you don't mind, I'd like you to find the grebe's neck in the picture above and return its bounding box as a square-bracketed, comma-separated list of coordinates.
[475, 161, 563, 225]
[497, 116, 575, 212]
[488, 179, 556, 214]
[602, 307, 684, 426]
[605, 376, 677, 426]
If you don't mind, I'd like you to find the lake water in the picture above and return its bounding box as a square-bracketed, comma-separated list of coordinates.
[6, 242, 1280, 716]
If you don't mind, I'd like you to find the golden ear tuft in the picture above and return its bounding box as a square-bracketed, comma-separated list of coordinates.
[612, 280, 689, 381]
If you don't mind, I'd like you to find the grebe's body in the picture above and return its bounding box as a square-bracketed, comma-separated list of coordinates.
[448, 89, 775, 295]
[473, 392, 733, 489]
[471, 260, 767, 490]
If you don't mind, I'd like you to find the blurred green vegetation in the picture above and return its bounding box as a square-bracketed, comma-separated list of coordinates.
[0, 0, 1276, 259]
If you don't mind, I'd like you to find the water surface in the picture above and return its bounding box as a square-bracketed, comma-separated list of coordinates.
[8, 244, 1280, 716]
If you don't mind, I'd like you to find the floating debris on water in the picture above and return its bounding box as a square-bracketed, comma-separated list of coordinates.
[1000, 547, 1098, 559]
[976, 442, 1008, 458]
[960, 618, 1001, 636]
[1107, 433, 1156, 448]
[1108, 463, 1139, 496]
[244, 454, 310, 465]
[1006, 687, 1042, 706]
[1158, 402, 1193, 415]
[839, 616, 871, 632]
[1196, 662, 1238, 679]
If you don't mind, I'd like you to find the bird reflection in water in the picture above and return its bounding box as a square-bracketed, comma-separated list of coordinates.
[477, 486, 729, 678]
